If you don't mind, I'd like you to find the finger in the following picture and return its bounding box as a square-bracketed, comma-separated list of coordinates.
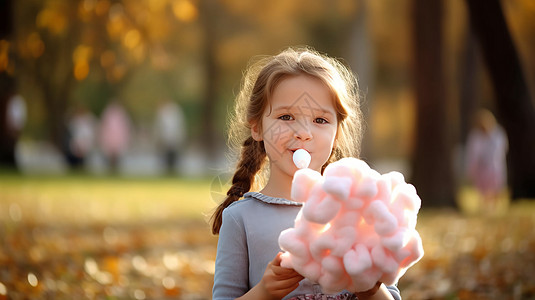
[270, 252, 282, 267]
[276, 282, 301, 296]
[271, 264, 300, 276]
[265, 280, 302, 300]
[273, 269, 304, 283]
[356, 281, 382, 298]
[271, 274, 304, 290]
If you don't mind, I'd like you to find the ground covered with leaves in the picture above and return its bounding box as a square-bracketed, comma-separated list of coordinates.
[399, 205, 535, 300]
[1, 175, 534, 299]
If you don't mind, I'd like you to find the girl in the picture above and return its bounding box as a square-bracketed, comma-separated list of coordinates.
[466, 109, 508, 213]
[211, 47, 401, 300]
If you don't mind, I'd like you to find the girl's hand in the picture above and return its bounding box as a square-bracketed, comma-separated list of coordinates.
[259, 252, 304, 300]
[355, 282, 395, 300]
[355, 282, 381, 299]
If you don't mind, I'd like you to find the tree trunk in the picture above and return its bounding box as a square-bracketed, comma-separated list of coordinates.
[199, 0, 219, 162]
[347, 0, 375, 161]
[458, 27, 479, 145]
[0, 0, 17, 168]
[411, 0, 457, 208]
[466, 0, 535, 199]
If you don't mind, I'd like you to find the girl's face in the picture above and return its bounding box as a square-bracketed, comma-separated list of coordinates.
[251, 74, 338, 176]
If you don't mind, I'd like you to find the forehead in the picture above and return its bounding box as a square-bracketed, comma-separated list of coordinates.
[269, 75, 335, 114]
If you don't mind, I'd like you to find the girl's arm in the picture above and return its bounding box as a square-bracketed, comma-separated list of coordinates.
[212, 210, 250, 299]
[213, 210, 397, 300]
[213, 210, 302, 300]
[237, 253, 304, 300]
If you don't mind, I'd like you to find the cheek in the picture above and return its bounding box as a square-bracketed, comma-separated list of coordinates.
[262, 123, 294, 157]
[322, 128, 338, 158]
[313, 128, 338, 162]
[321, 126, 338, 147]
[263, 122, 293, 144]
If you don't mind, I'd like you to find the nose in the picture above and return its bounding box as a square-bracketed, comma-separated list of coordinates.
[293, 123, 312, 141]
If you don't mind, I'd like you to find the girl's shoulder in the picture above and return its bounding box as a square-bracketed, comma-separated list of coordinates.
[224, 192, 302, 215]
[238, 192, 302, 206]
[221, 192, 301, 229]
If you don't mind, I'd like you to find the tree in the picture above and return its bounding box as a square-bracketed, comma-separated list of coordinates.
[11, 0, 378, 170]
[198, 0, 220, 162]
[466, 0, 535, 199]
[458, 28, 480, 145]
[0, 0, 17, 168]
[411, 0, 457, 207]
[14, 0, 201, 151]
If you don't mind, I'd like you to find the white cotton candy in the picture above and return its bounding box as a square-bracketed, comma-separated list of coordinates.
[293, 149, 311, 169]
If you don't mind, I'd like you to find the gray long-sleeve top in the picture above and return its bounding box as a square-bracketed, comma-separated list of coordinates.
[212, 192, 402, 300]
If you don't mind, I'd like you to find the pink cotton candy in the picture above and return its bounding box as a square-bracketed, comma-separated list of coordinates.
[330, 226, 357, 257]
[278, 158, 424, 293]
[291, 168, 323, 203]
[303, 194, 341, 224]
[278, 228, 310, 263]
[350, 267, 382, 293]
[319, 256, 350, 294]
[364, 200, 399, 236]
[371, 245, 398, 274]
[300, 260, 322, 283]
[353, 175, 379, 200]
[323, 176, 353, 202]
[332, 211, 361, 228]
[381, 227, 410, 252]
[324, 157, 367, 179]
[344, 244, 372, 276]
[310, 233, 336, 261]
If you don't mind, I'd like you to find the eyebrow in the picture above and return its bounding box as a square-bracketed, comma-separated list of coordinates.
[271, 105, 335, 116]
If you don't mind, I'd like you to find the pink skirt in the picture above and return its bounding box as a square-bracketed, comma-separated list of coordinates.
[286, 292, 357, 300]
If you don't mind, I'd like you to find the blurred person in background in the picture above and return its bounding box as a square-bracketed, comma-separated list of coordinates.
[63, 104, 97, 170]
[98, 100, 132, 173]
[466, 109, 508, 213]
[154, 98, 186, 174]
[1, 93, 26, 169]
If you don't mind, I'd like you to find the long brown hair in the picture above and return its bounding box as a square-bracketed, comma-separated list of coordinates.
[210, 46, 363, 234]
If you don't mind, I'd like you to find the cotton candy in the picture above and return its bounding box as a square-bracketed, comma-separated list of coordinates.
[279, 158, 424, 293]
[293, 149, 312, 169]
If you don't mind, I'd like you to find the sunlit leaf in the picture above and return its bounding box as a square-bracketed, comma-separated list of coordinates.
[0, 40, 10, 72]
[74, 60, 90, 80]
[26, 33, 45, 58]
[123, 29, 141, 49]
[172, 0, 198, 22]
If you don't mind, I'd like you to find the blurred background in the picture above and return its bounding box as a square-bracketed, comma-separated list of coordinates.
[1, 0, 535, 299]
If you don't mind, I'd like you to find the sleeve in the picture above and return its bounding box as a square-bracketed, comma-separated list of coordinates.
[386, 284, 402, 300]
[212, 208, 250, 300]
[465, 132, 479, 178]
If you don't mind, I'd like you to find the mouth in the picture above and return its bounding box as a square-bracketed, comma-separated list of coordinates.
[290, 148, 309, 154]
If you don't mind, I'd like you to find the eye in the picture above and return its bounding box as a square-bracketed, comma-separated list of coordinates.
[314, 117, 329, 124]
[278, 114, 294, 121]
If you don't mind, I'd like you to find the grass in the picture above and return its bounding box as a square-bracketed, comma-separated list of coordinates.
[1, 173, 534, 299]
[0, 173, 222, 299]
[0, 173, 219, 225]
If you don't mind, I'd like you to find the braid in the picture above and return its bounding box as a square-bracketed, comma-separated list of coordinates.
[211, 137, 266, 234]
